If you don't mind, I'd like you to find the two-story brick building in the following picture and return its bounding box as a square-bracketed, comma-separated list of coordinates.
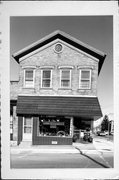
[10, 30, 106, 145]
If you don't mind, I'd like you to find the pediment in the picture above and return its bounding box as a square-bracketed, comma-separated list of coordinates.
[12, 30, 106, 74]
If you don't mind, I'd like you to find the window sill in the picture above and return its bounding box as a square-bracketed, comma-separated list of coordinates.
[23, 87, 35, 89]
[58, 88, 72, 90]
[78, 88, 91, 90]
[40, 87, 53, 90]
[37, 135, 71, 138]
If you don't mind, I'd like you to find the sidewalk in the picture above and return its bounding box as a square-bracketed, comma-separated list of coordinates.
[11, 145, 80, 154]
[73, 137, 113, 154]
[10, 141, 96, 154]
[11, 142, 97, 154]
[10, 139, 114, 168]
[73, 141, 98, 154]
[93, 138, 114, 152]
[10, 137, 114, 155]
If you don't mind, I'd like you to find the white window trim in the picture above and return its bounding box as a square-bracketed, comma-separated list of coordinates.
[79, 69, 92, 89]
[58, 66, 74, 69]
[22, 66, 36, 69]
[40, 66, 54, 69]
[24, 68, 35, 88]
[41, 69, 52, 88]
[77, 66, 94, 70]
[60, 69, 71, 89]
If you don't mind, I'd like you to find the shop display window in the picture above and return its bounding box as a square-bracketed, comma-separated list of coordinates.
[37, 116, 70, 137]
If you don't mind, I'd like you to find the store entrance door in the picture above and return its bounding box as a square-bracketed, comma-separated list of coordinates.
[23, 117, 32, 141]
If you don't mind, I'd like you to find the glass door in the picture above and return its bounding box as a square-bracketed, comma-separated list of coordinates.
[23, 117, 32, 141]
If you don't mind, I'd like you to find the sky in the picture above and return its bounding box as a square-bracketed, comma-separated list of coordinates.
[10, 16, 113, 116]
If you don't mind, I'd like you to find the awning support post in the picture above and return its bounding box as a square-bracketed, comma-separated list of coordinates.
[91, 120, 94, 133]
[70, 117, 74, 137]
[13, 106, 18, 141]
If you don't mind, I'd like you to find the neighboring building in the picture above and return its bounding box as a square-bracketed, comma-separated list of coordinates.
[93, 117, 103, 133]
[10, 30, 106, 145]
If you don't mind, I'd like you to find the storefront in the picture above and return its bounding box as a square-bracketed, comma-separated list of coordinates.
[10, 30, 106, 146]
[16, 95, 102, 145]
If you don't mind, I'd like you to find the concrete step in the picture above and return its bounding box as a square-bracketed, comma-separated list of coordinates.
[11, 146, 79, 154]
[19, 141, 32, 147]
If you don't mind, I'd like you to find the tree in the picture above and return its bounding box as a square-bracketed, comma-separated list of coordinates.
[101, 115, 109, 131]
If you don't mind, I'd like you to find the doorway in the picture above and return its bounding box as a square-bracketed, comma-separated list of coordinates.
[23, 117, 33, 141]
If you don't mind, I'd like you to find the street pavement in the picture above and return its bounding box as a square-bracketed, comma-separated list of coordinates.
[10, 151, 112, 168]
[93, 136, 114, 168]
[10, 136, 114, 168]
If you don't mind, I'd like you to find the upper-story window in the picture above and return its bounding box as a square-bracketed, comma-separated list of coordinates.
[24, 68, 35, 88]
[60, 69, 71, 88]
[79, 69, 91, 89]
[41, 69, 52, 88]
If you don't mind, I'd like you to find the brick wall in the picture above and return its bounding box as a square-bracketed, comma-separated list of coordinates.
[13, 106, 18, 141]
[10, 81, 20, 100]
[11, 41, 99, 98]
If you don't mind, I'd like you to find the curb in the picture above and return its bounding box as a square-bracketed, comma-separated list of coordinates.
[93, 141, 114, 152]
[81, 150, 100, 154]
[94, 139, 113, 145]
[11, 148, 80, 154]
[74, 146, 100, 155]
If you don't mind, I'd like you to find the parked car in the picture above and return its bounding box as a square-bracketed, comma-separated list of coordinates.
[97, 131, 108, 136]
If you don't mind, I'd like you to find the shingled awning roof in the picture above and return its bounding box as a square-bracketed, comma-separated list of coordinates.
[16, 96, 102, 118]
[12, 30, 106, 74]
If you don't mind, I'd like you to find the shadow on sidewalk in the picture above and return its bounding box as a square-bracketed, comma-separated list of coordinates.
[75, 147, 111, 168]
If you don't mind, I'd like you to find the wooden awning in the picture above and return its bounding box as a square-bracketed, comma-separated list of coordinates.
[16, 96, 102, 118]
